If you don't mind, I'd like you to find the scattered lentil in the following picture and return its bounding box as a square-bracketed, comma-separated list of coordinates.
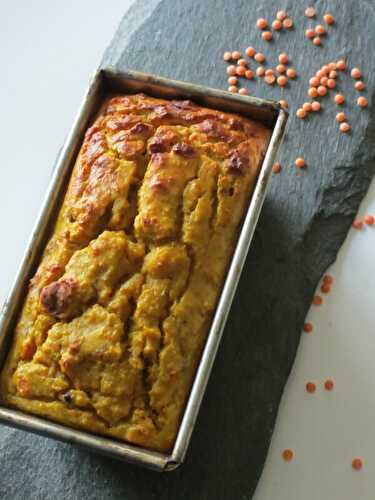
[329, 70, 337, 79]
[321, 283, 331, 293]
[239, 87, 249, 95]
[313, 37, 322, 46]
[276, 64, 286, 73]
[324, 379, 335, 391]
[272, 19, 282, 30]
[306, 28, 315, 39]
[334, 93, 345, 104]
[223, 51, 232, 61]
[254, 52, 266, 63]
[364, 214, 374, 225]
[262, 30, 273, 41]
[279, 99, 289, 109]
[306, 381, 316, 393]
[336, 59, 346, 70]
[257, 18, 268, 30]
[303, 102, 312, 112]
[272, 162, 282, 173]
[228, 86, 238, 93]
[340, 122, 350, 133]
[278, 52, 289, 64]
[296, 108, 307, 118]
[277, 10, 287, 21]
[232, 51, 241, 60]
[295, 157, 305, 168]
[311, 101, 321, 111]
[352, 458, 363, 471]
[227, 65, 237, 76]
[317, 85, 327, 96]
[357, 96, 368, 108]
[352, 218, 363, 229]
[323, 13, 334, 24]
[265, 74, 276, 85]
[336, 112, 346, 122]
[236, 66, 246, 76]
[354, 81, 365, 91]
[246, 46, 256, 57]
[228, 76, 238, 85]
[310, 76, 320, 87]
[283, 18, 294, 29]
[315, 24, 326, 36]
[327, 78, 336, 89]
[238, 58, 248, 67]
[282, 449, 294, 462]
[312, 295, 323, 305]
[277, 75, 288, 86]
[287, 67, 297, 78]
[256, 66, 266, 77]
[351, 67, 362, 79]
[308, 87, 319, 98]
[245, 69, 254, 80]
[305, 6, 316, 17]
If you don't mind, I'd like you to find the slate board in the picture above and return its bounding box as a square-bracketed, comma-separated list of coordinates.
[1, 1, 375, 499]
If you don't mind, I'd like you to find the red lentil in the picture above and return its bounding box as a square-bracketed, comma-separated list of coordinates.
[282, 449, 294, 462]
[257, 18, 268, 30]
[324, 379, 334, 391]
[364, 214, 374, 225]
[321, 283, 331, 294]
[334, 93, 345, 104]
[256, 66, 266, 77]
[310, 76, 320, 87]
[303, 102, 312, 112]
[352, 218, 363, 229]
[254, 52, 265, 63]
[306, 381, 316, 392]
[278, 52, 288, 64]
[336, 112, 346, 122]
[340, 122, 350, 133]
[317, 85, 327, 96]
[354, 81, 365, 91]
[265, 74, 276, 85]
[223, 51, 232, 61]
[350, 67, 362, 79]
[329, 70, 337, 79]
[296, 108, 307, 119]
[227, 65, 237, 76]
[279, 99, 289, 109]
[236, 65, 246, 76]
[305, 6, 316, 17]
[320, 76, 329, 86]
[327, 78, 336, 89]
[228, 76, 238, 85]
[265, 68, 274, 76]
[238, 58, 248, 67]
[295, 157, 305, 168]
[283, 18, 294, 29]
[323, 274, 334, 284]
[324, 13, 334, 24]
[306, 28, 315, 39]
[232, 51, 241, 60]
[328, 62, 337, 71]
[228, 86, 238, 93]
[262, 31, 273, 41]
[272, 162, 282, 174]
[245, 46, 256, 57]
[352, 458, 363, 471]
[313, 37, 322, 46]
[357, 96, 368, 108]
[315, 24, 326, 36]
[312, 295, 323, 305]
[336, 59, 346, 71]
[239, 87, 249, 95]
[308, 87, 319, 98]
[286, 67, 296, 78]
[311, 101, 321, 111]
[272, 19, 282, 30]
[277, 75, 288, 86]
[276, 64, 286, 73]
[245, 69, 254, 80]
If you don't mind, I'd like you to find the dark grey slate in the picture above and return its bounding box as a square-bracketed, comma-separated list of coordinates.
[1, 0, 375, 499]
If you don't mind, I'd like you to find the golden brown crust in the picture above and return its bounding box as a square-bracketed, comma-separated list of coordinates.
[0, 93, 270, 451]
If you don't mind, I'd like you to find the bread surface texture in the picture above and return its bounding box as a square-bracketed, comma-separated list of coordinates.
[0, 93, 270, 451]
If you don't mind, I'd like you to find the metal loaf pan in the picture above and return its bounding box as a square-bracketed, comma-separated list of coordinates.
[0, 68, 288, 471]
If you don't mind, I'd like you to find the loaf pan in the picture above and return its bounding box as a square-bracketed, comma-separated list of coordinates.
[0, 68, 288, 471]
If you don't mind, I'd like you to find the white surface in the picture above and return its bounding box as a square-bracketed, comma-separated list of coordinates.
[1, 2, 375, 499]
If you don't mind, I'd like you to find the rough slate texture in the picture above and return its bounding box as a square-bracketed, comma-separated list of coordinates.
[1, 0, 375, 499]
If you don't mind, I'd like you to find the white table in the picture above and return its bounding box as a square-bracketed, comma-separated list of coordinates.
[1, 2, 374, 498]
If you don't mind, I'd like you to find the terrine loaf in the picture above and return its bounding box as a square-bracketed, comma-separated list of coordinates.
[0, 93, 270, 451]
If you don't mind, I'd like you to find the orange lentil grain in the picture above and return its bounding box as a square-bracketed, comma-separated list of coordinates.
[256, 66, 266, 77]
[329, 62, 337, 71]
[336, 112, 346, 122]
[272, 162, 282, 173]
[279, 99, 289, 109]
[305, 7, 316, 17]
[322, 65, 330, 74]
[320, 76, 329, 86]
[238, 58, 248, 67]
[265, 68, 274, 76]
[315, 24, 326, 36]
[303, 102, 312, 112]
[340, 122, 350, 133]
[227, 65, 237, 76]
[310, 76, 320, 87]
[277, 75, 288, 86]
[265, 74, 276, 85]
[317, 85, 327, 96]
[239, 87, 249, 95]
[245, 46, 256, 57]
[306, 381, 316, 392]
[313, 37, 322, 46]
[257, 18, 268, 30]
[351, 67, 362, 79]
[228, 76, 238, 85]
[327, 78, 336, 89]
[323, 274, 334, 285]
[308, 87, 319, 98]
[357, 96, 368, 108]
[324, 13, 334, 24]
[282, 449, 294, 462]
[236, 66, 246, 76]
[277, 10, 287, 21]
[329, 70, 337, 79]
[223, 51, 232, 61]
[262, 31, 273, 41]
[254, 52, 265, 63]
[278, 52, 288, 64]
[355, 81, 365, 91]
[311, 101, 321, 111]
[316, 69, 325, 78]
[321, 283, 331, 294]
[276, 64, 286, 73]
[312, 295, 323, 305]
[232, 51, 241, 60]
[296, 108, 307, 119]
[306, 28, 315, 39]
[324, 379, 335, 391]
[286, 67, 297, 78]
[334, 93, 345, 104]
[336, 59, 346, 71]
[352, 218, 363, 229]
[283, 18, 294, 29]
[228, 86, 238, 93]
[295, 157, 305, 168]
[272, 19, 282, 30]
[245, 69, 254, 80]
[352, 458, 363, 471]
[364, 214, 374, 225]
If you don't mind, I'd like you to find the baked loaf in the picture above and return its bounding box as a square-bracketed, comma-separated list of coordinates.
[0, 93, 270, 452]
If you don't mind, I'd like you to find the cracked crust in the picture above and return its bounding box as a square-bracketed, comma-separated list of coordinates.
[0, 93, 271, 452]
